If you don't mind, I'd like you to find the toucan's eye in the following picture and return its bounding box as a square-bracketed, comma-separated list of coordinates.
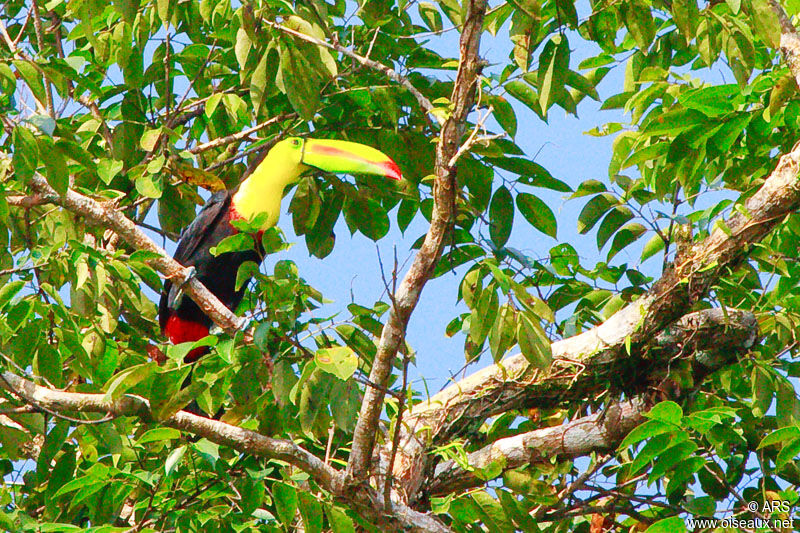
[290, 139, 301, 147]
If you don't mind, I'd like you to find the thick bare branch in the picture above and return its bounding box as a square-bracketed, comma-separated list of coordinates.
[426, 309, 758, 497]
[0, 370, 451, 533]
[431, 398, 647, 497]
[347, 0, 489, 483]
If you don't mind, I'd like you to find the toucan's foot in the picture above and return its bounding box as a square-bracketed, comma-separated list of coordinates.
[179, 266, 197, 289]
[168, 267, 197, 309]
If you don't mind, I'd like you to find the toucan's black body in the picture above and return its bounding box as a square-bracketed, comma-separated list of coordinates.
[158, 190, 262, 361]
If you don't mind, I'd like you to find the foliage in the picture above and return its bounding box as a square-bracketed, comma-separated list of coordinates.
[2, 0, 800, 530]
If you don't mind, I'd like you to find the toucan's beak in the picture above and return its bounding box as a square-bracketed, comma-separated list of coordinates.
[301, 139, 402, 181]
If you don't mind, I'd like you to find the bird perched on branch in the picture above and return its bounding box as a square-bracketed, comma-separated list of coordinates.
[158, 137, 402, 361]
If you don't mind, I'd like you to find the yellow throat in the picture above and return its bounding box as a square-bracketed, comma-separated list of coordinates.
[231, 141, 307, 230]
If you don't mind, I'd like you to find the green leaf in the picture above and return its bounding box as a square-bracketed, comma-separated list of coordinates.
[112, 0, 140, 23]
[489, 186, 514, 247]
[489, 304, 516, 361]
[164, 445, 186, 476]
[250, 47, 276, 115]
[210, 233, 256, 256]
[488, 157, 571, 192]
[278, 43, 321, 120]
[607, 223, 647, 261]
[325, 505, 355, 533]
[758, 426, 800, 448]
[135, 173, 163, 199]
[597, 206, 633, 249]
[273, 482, 298, 528]
[289, 177, 321, 236]
[620, 0, 656, 51]
[234, 27, 251, 69]
[97, 159, 124, 185]
[672, 0, 699, 40]
[516, 193, 557, 238]
[619, 419, 675, 449]
[641, 233, 665, 262]
[748, 0, 781, 48]
[712, 113, 752, 152]
[418, 2, 443, 32]
[678, 85, 738, 117]
[137, 428, 182, 444]
[518, 312, 552, 369]
[505, 80, 540, 117]
[298, 491, 324, 533]
[103, 362, 157, 401]
[471, 491, 514, 533]
[38, 139, 69, 196]
[776, 437, 800, 469]
[623, 142, 669, 169]
[139, 128, 163, 151]
[648, 440, 698, 481]
[645, 517, 686, 533]
[315, 346, 358, 380]
[538, 35, 570, 117]
[471, 288, 499, 347]
[492, 96, 517, 137]
[0, 280, 26, 310]
[683, 495, 716, 517]
[12, 126, 39, 182]
[13, 60, 46, 106]
[344, 196, 390, 241]
[157, 0, 172, 22]
[27, 114, 56, 136]
[577, 193, 616, 234]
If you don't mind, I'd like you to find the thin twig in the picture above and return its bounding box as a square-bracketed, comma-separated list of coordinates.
[30, 0, 54, 117]
[264, 19, 441, 125]
[189, 114, 293, 154]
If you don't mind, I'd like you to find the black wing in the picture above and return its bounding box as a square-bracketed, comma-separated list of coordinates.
[172, 190, 232, 265]
[159, 190, 231, 330]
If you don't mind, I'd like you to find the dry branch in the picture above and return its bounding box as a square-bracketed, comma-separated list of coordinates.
[347, 0, 489, 483]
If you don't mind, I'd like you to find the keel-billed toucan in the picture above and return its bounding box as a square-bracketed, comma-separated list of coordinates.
[158, 137, 402, 361]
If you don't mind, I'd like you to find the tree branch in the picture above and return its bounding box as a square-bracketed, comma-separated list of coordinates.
[347, 0, 489, 483]
[0, 370, 452, 533]
[769, 0, 800, 87]
[426, 308, 758, 497]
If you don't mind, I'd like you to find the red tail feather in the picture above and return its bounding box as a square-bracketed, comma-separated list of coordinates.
[164, 314, 210, 362]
